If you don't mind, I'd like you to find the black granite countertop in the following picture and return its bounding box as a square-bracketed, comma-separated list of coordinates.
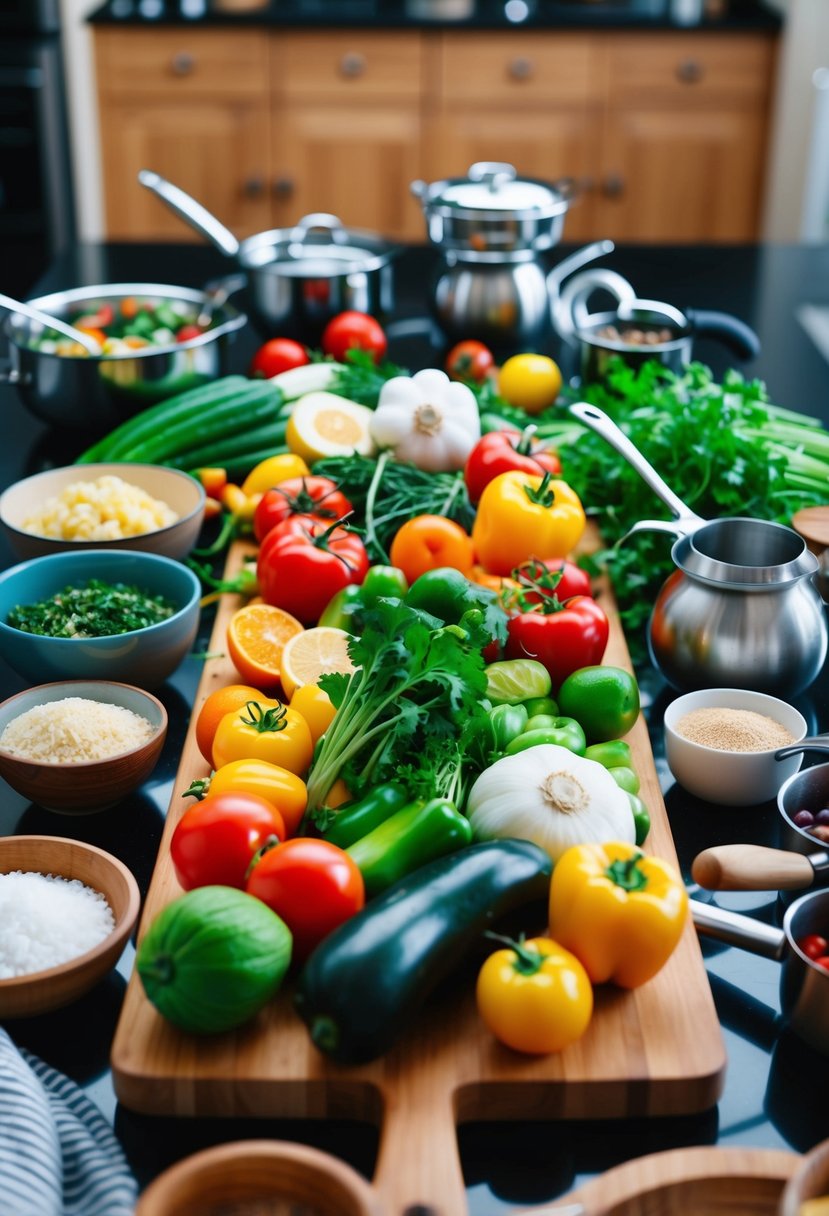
[86, 0, 782, 33]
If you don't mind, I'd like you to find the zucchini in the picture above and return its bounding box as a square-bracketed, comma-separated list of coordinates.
[269, 361, 345, 400]
[293, 838, 551, 1064]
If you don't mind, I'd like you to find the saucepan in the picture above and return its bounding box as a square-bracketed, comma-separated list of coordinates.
[555, 269, 760, 382]
[568, 401, 828, 696]
[139, 170, 402, 342]
[692, 889, 829, 1059]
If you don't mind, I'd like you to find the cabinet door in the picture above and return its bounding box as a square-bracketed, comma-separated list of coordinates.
[272, 105, 424, 241]
[598, 105, 769, 242]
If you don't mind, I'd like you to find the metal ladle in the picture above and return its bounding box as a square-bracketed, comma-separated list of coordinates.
[0, 291, 103, 356]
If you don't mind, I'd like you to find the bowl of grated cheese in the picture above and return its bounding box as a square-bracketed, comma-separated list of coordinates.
[0, 834, 140, 1018]
[0, 680, 168, 812]
[0, 462, 206, 561]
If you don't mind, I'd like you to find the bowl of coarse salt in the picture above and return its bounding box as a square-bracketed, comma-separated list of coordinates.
[0, 834, 140, 1019]
[663, 687, 808, 807]
[0, 680, 168, 813]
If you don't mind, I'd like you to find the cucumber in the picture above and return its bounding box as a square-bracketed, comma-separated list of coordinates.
[293, 838, 551, 1064]
[136, 885, 292, 1034]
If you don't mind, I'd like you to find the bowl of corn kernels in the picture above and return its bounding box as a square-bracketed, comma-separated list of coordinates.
[0, 463, 205, 561]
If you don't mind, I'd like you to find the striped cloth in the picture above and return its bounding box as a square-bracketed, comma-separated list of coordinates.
[0, 1028, 137, 1216]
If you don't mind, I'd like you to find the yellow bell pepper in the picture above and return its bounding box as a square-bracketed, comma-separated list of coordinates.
[471, 470, 586, 576]
[548, 841, 688, 989]
[241, 453, 310, 497]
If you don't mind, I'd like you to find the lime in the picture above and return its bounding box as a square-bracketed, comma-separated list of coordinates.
[557, 665, 640, 743]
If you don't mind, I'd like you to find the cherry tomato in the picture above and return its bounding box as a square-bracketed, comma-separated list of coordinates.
[211, 699, 314, 776]
[257, 514, 370, 624]
[194, 683, 270, 764]
[74, 304, 115, 329]
[176, 324, 203, 343]
[245, 837, 364, 959]
[320, 311, 387, 364]
[253, 477, 354, 544]
[498, 353, 563, 415]
[507, 558, 593, 608]
[445, 340, 495, 384]
[797, 933, 829, 960]
[813, 956, 829, 972]
[389, 514, 474, 584]
[250, 337, 310, 378]
[170, 792, 286, 891]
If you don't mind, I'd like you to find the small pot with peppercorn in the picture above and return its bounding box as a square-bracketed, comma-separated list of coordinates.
[691, 887, 829, 1059]
[778, 754, 829, 856]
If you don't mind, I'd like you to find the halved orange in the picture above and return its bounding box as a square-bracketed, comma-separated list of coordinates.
[278, 626, 355, 700]
[226, 603, 304, 689]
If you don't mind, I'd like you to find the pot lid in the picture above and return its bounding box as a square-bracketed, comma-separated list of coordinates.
[241, 213, 399, 275]
[414, 162, 570, 215]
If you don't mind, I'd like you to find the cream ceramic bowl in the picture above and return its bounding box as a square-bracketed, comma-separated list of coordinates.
[0, 462, 205, 562]
[663, 687, 808, 807]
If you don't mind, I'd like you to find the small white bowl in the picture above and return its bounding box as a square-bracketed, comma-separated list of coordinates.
[663, 687, 808, 807]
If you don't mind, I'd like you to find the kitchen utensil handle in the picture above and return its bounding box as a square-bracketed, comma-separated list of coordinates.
[0, 291, 101, 354]
[290, 213, 347, 243]
[567, 401, 704, 531]
[684, 308, 760, 360]
[692, 844, 818, 892]
[690, 897, 787, 960]
[775, 735, 829, 760]
[138, 169, 240, 258]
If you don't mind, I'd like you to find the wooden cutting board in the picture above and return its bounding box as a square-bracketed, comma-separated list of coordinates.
[111, 540, 727, 1216]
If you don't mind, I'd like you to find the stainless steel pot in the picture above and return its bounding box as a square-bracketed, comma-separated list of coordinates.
[778, 757, 829, 857]
[139, 170, 401, 343]
[569, 401, 829, 697]
[1, 282, 247, 434]
[555, 270, 760, 381]
[692, 889, 829, 1058]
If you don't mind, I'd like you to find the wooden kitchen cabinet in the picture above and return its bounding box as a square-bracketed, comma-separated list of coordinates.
[93, 24, 777, 244]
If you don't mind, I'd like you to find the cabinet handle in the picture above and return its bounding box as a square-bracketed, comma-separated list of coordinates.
[243, 176, 266, 199]
[272, 177, 296, 199]
[508, 56, 534, 81]
[676, 59, 704, 84]
[339, 52, 367, 79]
[170, 51, 196, 76]
[601, 173, 625, 199]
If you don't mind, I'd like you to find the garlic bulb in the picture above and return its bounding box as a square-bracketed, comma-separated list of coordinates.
[369, 368, 481, 472]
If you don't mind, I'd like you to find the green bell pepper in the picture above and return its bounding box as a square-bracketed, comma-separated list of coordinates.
[345, 797, 473, 897]
[405, 567, 508, 641]
[584, 740, 633, 769]
[627, 791, 651, 846]
[361, 565, 408, 604]
[319, 783, 413, 849]
[505, 717, 587, 757]
[489, 703, 529, 751]
[608, 765, 641, 795]
[318, 584, 365, 631]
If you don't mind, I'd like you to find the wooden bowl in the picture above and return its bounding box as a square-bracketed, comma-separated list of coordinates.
[134, 1140, 384, 1216]
[0, 681, 168, 813]
[553, 1146, 799, 1215]
[0, 834, 140, 1018]
[779, 1138, 829, 1216]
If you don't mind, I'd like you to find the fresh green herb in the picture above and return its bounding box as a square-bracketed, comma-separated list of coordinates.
[312, 451, 476, 563]
[529, 359, 829, 651]
[8, 579, 176, 638]
[329, 348, 408, 409]
[302, 597, 491, 818]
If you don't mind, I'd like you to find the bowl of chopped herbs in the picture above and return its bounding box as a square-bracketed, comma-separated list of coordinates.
[0, 549, 201, 688]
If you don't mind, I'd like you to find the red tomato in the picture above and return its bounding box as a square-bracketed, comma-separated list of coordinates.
[445, 339, 495, 384]
[464, 429, 562, 504]
[253, 476, 354, 544]
[320, 311, 387, 364]
[176, 324, 203, 344]
[511, 557, 593, 605]
[245, 837, 364, 959]
[170, 792, 286, 892]
[505, 595, 610, 690]
[250, 337, 310, 378]
[797, 933, 829, 960]
[257, 513, 369, 624]
[813, 956, 829, 972]
[74, 304, 115, 330]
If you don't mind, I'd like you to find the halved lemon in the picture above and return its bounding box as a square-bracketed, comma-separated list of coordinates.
[279, 626, 355, 700]
[226, 602, 305, 689]
[285, 392, 376, 464]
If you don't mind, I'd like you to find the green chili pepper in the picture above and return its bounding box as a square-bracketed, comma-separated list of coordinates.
[505, 718, 587, 757]
[316, 782, 412, 849]
[627, 792, 651, 846]
[346, 797, 473, 897]
[584, 740, 633, 769]
[608, 766, 641, 795]
[488, 703, 529, 751]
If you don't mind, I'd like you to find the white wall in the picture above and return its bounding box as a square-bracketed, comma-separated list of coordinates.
[60, 0, 105, 240]
[762, 0, 829, 239]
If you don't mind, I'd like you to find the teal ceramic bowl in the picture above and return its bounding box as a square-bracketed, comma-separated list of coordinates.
[0, 550, 201, 689]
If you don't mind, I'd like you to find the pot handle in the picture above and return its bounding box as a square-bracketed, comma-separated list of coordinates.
[138, 169, 241, 259]
[690, 897, 787, 961]
[684, 308, 761, 361]
[775, 735, 829, 760]
[568, 401, 704, 534]
[692, 844, 826, 892]
[289, 213, 348, 245]
[552, 268, 637, 346]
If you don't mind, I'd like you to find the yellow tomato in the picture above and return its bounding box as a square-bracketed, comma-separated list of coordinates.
[498, 354, 562, 415]
[241, 453, 310, 497]
[476, 935, 593, 1054]
[205, 758, 308, 837]
[211, 699, 314, 777]
[289, 682, 337, 744]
